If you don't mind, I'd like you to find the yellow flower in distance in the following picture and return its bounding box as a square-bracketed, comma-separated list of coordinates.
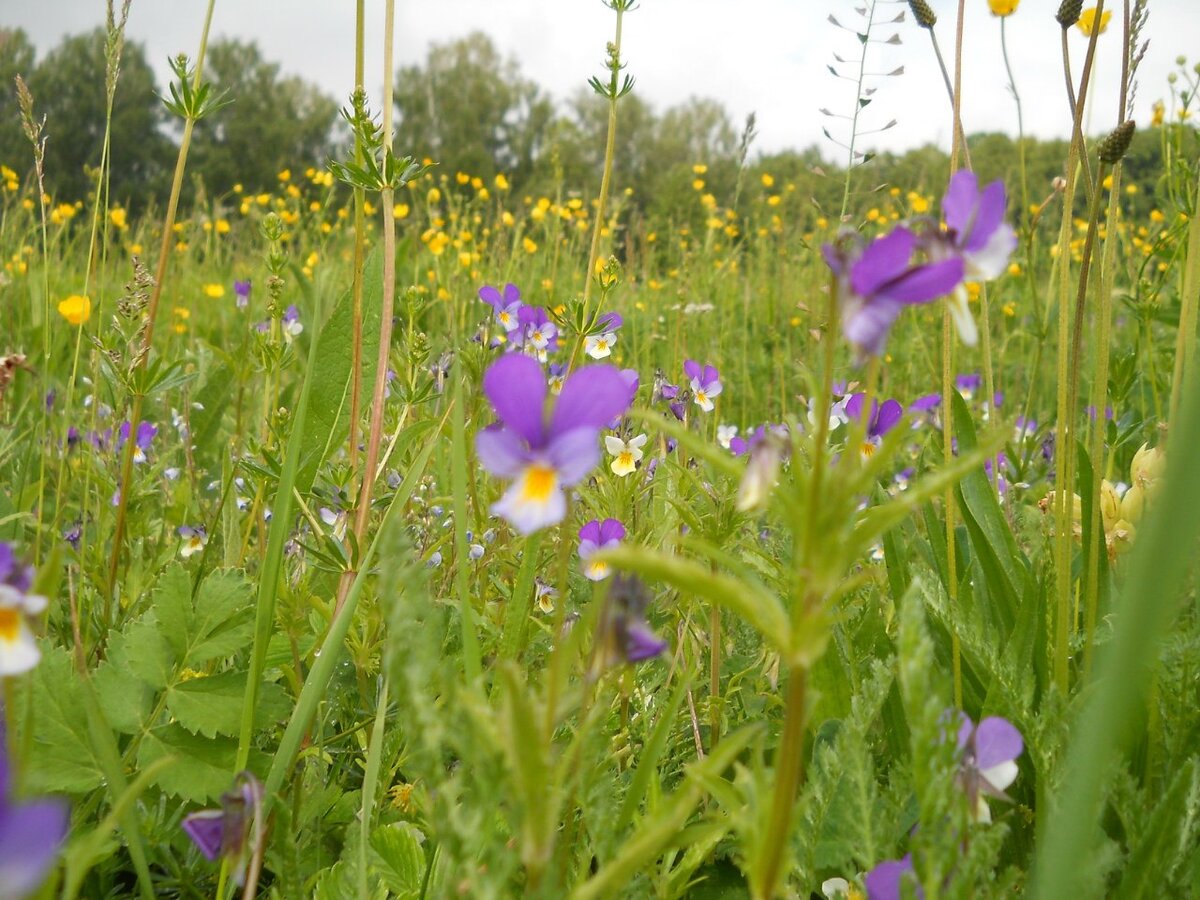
[1077, 6, 1111, 35]
[202, 283, 225, 298]
[58, 294, 91, 325]
[988, 0, 1018, 15]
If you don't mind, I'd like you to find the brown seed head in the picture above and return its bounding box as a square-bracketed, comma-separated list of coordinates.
[1056, 0, 1083, 28]
[908, 0, 937, 28]
[1098, 120, 1136, 164]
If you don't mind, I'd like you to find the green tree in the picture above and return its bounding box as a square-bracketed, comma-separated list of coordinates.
[0, 28, 37, 181]
[26, 28, 172, 207]
[188, 39, 339, 196]
[394, 32, 555, 185]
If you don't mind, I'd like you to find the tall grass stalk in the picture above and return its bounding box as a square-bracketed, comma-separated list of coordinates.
[105, 0, 218, 600]
[1169, 170, 1200, 426]
[347, 0, 367, 476]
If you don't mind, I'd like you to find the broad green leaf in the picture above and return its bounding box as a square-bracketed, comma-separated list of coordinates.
[138, 725, 261, 803]
[94, 627, 156, 732]
[370, 822, 427, 897]
[166, 672, 290, 738]
[153, 564, 255, 668]
[25, 646, 105, 793]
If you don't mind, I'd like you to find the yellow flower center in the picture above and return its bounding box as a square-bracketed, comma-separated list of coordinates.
[696, 390, 708, 405]
[520, 464, 558, 504]
[0, 607, 20, 642]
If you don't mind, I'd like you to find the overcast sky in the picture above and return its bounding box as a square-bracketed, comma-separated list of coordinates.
[7, 1, 1199, 160]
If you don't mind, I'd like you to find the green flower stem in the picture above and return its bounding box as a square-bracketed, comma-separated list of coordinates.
[105, 0, 217, 601]
[1168, 169, 1200, 426]
[754, 666, 808, 899]
[1000, 15, 1029, 222]
[839, 0, 878, 221]
[942, 302, 962, 709]
[347, 0, 367, 477]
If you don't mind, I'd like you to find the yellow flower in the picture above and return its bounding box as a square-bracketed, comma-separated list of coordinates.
[202, 283, 225, 298]
[57, 295, 91, 325]
[988, 0, 1019, 15]
[1077, 6, 1111, 36]
[393, 203, 410, 219]
[277, 168, 291, 182]
[692, 179, 705, 191]
[761, 173, 775, 188]
[109, 208, 128, 230]
[1151, 101, 1164, 126]
[692, 163, 707, 175]
[494, 173, 510, 191]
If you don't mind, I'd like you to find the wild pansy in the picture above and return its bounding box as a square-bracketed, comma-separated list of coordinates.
[0, 734, 69, 898]
[736, 424, 790, 512]
[233, 279, 251, 309]
[823, 227, 965, 358]
[118, 420, 158, 464]
[843, 393, 904, 460]
[178, 525, 207, 559]
[864, 854, 920, 900]
[547, 362, 567, 395]
[956, 713, 1023, 823]
[282, 304, 304, 341]
[605, 432, 647, 476]
[479, 282, 523, 334]
[181, 771, 264, 886]
[578, 518, 625, 580]
[585, 312, 622, 360]
[592, 574, 667, 671]
[0, 543, 47, 676]
[518, 306, 558, 361]
[717, 424, 739, 449]
[684, 360, 722, 412]
[476, 354, 635, 534]
[934, 170, 1018, 345]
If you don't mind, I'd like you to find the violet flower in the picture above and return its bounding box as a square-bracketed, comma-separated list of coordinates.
[578, 517, 625, 581]
[181, 771, 264, 886]
[177, 525, 207, 559]
[117, 420, 158, 464]
[683, 360, 722, 412]
[517, 306, 558, 361]
[479, 282, 523, 333]
[0, 543, 47, 676]
[736, 425, 790, 512]
[282, 305, 303, 341]
[547, 363, 567, 395]
[956, 713, 1023, 823]
[586, 312, 623, 360]
[476, 354, 635, 534]
[844, 393, 904, 459]
[865, 854, 921, 900]
[0, 733, 68, 897]
[233, 279, 251, 309]
[593, 574, 667, 669]
[823, 228, 964, 358]
[936, 170, 1018, 346]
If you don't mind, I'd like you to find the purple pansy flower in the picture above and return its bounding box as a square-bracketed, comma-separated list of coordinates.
[282, 305, 303, 341]
[578, 518, 625, 581]
[0, 543, 48, 676]
[517, 306, 558, 360]
[586, 312, 623, 360]
[935, 171, 1018, 345]
[955, 373, 982, 399]
[479, 282, 523, 333]
[0, 730, 69, 897]
[844, 393, 904, 459]
[594, 574, 667, 669]
[118, 420, 158, 464]
[736, 424, 790, 512]
[824, 227, 965, 358]
[233, 279, 251, 309]
[683, 360, 722, 412]
[476, 354, 635, 534]
[956, 713, 1023, 823]
[182, 771, 263, 886]
[547, 362, 567, 395]
[865, 854, 921, 900]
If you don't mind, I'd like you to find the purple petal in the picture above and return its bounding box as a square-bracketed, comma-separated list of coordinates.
[544, 428, 603, 486]
[598, 518, 626, 544]
[974, 716, 1024, 770]
[851, 228, 917, 297]
[942, 170, 980, 237]
[503, 283, 521, 305]
[909, 393, 941, 412]
[136, 421, 158, 449]
[0, 799, 69, 896]
[683, 359, 701, 381]
[873, 399, 904, 437]
[550, 365, 634, 437]
[579, 519, 602, 544]
[703, 365, 720, 388]
[475, 425, 532, 478]
[962, 180, 1007, 253]
[624, 622, 668, 662]
[182, 809, 225, 861]
[483, 354, 547, 447]
[599, 311, 623, 331]
[730, 436, 748, 456]
[865, 855, 918, 900]
[844, 299, 906, 357]
[0, 543, 15, 588]
[879, 258, 965, 305]
[620, 368, 640, 396]
[478, 284, 502, 309]
[844, 392, 867, 422]
[578, 538, 599, 559]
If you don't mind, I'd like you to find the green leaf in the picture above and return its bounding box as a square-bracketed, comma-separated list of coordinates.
[25, 646, 105, 793]
[137, 725, 256, 803]
[1113, 760, 1199, 899]
[369, 822, 427, 897]
[167, 672, 290, 738]
[122, 615, 174, 690]
[615, 674, 690, 833]
[153, 565, 255, 669]
[498, 664, 553, 875]
[296, 246, 384, 492]
[94, 627, 156, 733]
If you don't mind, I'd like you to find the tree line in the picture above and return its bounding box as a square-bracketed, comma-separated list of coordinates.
[0, 26, 1183, 218]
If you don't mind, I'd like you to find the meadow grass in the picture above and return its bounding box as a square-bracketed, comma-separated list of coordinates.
[0, 1, 1199, 897]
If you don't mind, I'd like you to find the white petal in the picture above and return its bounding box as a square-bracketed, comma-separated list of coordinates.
[604, 435, 626, 455]
[628, 433, 649, 449]
[966, 224, 1018, 281]
[948, 285, 979, 347]
[980, 759, 1019, 793]
[0, 625, 41, 676]
[491, 469, 566, 534]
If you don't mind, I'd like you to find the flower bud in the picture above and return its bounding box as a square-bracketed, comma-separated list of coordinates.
[1120, 481, 1145, 523]
[1100, 480, 1121, 533]
[908, 0, 937, 28]
[1130, 442, 1166, 487]
[1052, 176, 1068, 193]
[1056, 0, 1083, 27]
[1098, 120, 1136, 164]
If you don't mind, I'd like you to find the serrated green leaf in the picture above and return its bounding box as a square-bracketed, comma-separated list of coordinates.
[93, 629, 155, 733]
[1114, 760, 1199, 899]
[137, 725, 261, 803]
[187, 569, 255, 665]
[167, 672, 290, 738]
[369, 822, 426, 897]
[25, 646, 105, 794]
